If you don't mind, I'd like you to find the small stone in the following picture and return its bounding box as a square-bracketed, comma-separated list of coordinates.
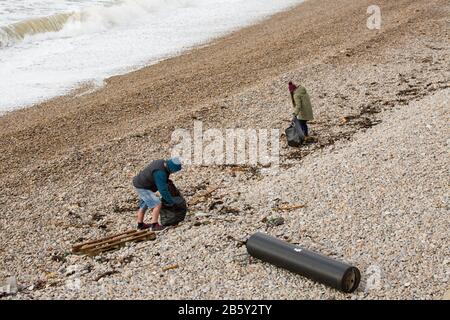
[266, 217, 285, 227]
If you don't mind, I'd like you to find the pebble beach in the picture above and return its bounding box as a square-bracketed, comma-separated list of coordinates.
[0, 0, 449, 299]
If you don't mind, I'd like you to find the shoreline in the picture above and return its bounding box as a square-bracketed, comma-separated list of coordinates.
[0, 0, 449, 299]
[0, 1, 304, 115]
[0, 1, 305, 133]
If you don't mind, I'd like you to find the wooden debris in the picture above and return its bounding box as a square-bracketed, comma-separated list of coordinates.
[94, 270, 119, 282]
[275, 204, 307, 211]
[340, 115, 359, 124]
[226, 235, 247, 247]
[219, 206, 240, 214]
[72, 229, 156, 256]
[162, 264, 179, 272]
[189, 185, 222, 205]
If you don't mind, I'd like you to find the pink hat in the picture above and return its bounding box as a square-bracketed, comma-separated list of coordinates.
[288, 81, 297, 93]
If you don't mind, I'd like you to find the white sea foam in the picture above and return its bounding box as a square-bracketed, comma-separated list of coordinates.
[0, 0, 304, 112]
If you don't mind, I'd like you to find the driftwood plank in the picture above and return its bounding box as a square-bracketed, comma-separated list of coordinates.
[72, 230, 156, 256]
[88, 232, 156, 255]
[76, 230, 149, 252]
[72, 229, 137, 252]
[162, 264, 179, 272]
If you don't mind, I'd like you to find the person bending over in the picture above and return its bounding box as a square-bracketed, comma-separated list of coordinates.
[132, 157, 182, 231]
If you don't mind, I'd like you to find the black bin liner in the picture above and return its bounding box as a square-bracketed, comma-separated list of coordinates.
[285, 117, 305, 147]
[160, 180, 187, 226]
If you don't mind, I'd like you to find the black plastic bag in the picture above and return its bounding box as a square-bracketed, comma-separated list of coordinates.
[160, 180, 187, 226]
[285, 117, 305, 147]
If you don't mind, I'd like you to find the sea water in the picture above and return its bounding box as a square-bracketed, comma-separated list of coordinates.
[0, 0, 304, 112]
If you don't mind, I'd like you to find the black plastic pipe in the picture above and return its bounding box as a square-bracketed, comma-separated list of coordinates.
[246, 232, 361, 293]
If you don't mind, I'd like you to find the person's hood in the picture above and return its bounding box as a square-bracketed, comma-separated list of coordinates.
[288, 81, 298, 93]
[167, 157, 182, 173]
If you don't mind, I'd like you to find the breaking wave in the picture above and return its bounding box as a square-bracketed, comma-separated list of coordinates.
[0, 0, 195, 47]
[0, 13, 73, 46]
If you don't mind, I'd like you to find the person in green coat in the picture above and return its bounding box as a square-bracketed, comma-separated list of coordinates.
[289, 81, 314, 139]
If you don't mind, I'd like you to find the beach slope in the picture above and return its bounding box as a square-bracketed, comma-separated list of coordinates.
[0, 0, 449, 299]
